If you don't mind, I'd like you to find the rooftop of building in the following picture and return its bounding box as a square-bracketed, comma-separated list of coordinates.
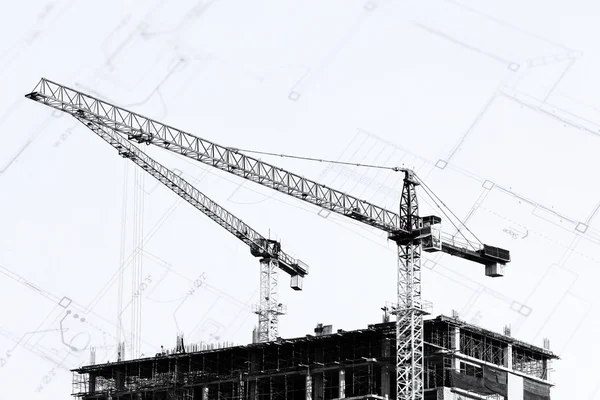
[73, 314, 557, 375]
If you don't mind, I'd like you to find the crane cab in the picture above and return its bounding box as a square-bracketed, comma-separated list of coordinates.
[422, 226, 442, 252]
[421, 215, 442, 252]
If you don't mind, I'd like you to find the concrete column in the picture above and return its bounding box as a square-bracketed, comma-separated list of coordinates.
[313, 373, 323, 400]
[115, 369, 125, 390]
[452, 327, 461, 370]
[503, 344, 513, 369]
[439, 387, 452, 399]
[507, 372, 524, 400]
[380, 338, 391, 398]
[249, 352, 260, 400]
[313, 347, 323, 400]
[450, 327, 460, 351]
[239, 373, 245, 400]
[306, 375, 313, 400]
[248, 379, 258, 400]
[88, 373, 96, 395]
[175, 360, 184, 384]
[339, 368, 346, 399]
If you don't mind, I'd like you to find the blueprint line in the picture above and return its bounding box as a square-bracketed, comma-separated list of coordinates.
[441, 0, 574, 52]
[542, 58, 576, 103]
[413, 23, 513, 66]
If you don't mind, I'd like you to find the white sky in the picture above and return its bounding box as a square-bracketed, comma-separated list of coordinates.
[0, 0, 599, 398]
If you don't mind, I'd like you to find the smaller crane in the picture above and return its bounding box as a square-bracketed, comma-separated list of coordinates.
[70, 114, 308, 343]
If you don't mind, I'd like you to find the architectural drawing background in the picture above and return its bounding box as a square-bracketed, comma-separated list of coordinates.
[0, 0, 599, 398]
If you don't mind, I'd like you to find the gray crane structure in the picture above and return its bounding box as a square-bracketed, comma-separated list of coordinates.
[26, 78, 510, 400]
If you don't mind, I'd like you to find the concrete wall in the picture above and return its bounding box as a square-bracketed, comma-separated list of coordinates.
[507, 372, 524, 400]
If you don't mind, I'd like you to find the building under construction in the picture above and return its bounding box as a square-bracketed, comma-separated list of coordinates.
[71, 314, 557, 400]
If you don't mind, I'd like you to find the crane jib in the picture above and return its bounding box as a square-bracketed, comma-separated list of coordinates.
[25, 79, 403, 232]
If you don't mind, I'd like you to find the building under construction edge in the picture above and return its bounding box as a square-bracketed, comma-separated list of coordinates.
[71, 314, 558, 400]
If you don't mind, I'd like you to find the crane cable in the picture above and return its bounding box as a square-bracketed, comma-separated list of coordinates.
[412, 179, 475, 250]
[230, 147, 406, 172]
[413, 173, 484, 248]
[234, 146, 483, 249]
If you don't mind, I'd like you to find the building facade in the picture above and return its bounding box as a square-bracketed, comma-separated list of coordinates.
[71, 315, 557, 400]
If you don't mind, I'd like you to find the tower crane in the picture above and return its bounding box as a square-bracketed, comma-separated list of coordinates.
[26, 78, 510, 400]
[26, 84, 308, 343]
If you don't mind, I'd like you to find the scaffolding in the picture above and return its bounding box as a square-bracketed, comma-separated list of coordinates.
[71, 316, 557, 400]
[459, 330, 505, 366]
[513, 347, 549, 380]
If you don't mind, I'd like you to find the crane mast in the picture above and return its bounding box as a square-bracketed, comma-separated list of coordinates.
[26, 78, 510, 400]
[396, 171, 424, 398]
[69, 114, 308, 343]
